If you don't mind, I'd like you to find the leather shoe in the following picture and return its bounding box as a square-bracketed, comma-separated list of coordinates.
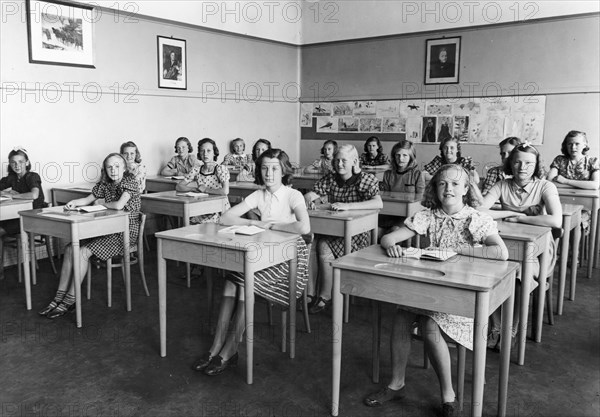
[38, 301, 58, 316]
[364, 386, 405, 407]
[192, 352, 213, 372]
[46, 302, 75, 319]
[204, 352, 238, 376]
[441, 400, 457, 417]
[308, 297, 331, 315]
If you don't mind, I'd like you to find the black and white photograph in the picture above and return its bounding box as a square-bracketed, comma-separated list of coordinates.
[158, 36, 186, 89]
[425, 36, 461, 84]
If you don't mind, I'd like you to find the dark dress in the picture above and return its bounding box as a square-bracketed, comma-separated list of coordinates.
[0, 171, 46, 234]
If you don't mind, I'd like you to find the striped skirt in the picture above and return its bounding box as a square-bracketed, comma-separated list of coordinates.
[227, 237, 309, 307]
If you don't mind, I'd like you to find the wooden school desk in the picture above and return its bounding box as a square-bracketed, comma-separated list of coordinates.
[330, 245, 518, 417]
[155, 223, 299, 383]
[555, 186, 599, 278]
[51, 186, 93, 206]
[308, 207, 379, 322]
[19, 207, 130, 327]
[557, 204, 583, 315]
[0, 198, 33, 220]
[140, 191, 228, 287]
[292, 172, 324, 192]
[227, 181, 261, 201]
[496, 222, 551, 366]
[145, 176, 179, 193]
[380, 191, 424, 246]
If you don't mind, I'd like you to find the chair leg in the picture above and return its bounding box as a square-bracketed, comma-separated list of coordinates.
[86, 262, 92, 300]
[138, 251, 149, 297]
[457, 345, 466, 411]
[45, 236, 57, 275]
[281, 310, 287, 353]
[205, 268, 213, 331]
[547, 275, 554, 326]
[302, 288, 311, 334]
[107, 259, 113, 307]
[17, 236, 22, 284]
[267, 302, 274, 326]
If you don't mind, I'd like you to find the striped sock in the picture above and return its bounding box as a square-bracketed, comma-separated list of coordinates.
[62, 294, 75, 306]
[53, 290, 66, 304]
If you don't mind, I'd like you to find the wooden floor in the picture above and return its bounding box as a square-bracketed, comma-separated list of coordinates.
[0, 251, 598, 417]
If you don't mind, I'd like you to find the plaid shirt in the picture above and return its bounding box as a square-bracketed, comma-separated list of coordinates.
[222, 153, 252, 168]
[481, 166, 506, 196]
[360, 152, 390, 166]
[313, 171, 380, 258]
[423, 155, 476, 175]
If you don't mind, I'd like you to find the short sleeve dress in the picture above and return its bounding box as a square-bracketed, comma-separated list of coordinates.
[226, 186, 309, 307]
[360, 152, 390, 167]
[85, 175, 141, 261]
[184, 164, 231, 224]
[127, 162, 147, 193]
[403, 206, 499, 350]
[222, 153, 252, 168]
[312, 171, 380, 258]
[0, 171, 47, 234]
[310, 157, 334, 174]
[423, 155, 476, 176]
[165, 154, 202, 175]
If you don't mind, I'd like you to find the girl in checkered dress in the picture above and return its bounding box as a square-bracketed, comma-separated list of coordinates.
[304, 144, 383, 314]
[191, 148, 310, 376]
[39, 153, 141, 319]
[423, 137, 480, 185]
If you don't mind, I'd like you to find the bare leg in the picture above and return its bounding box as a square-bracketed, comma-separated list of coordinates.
[388, 309, 416, 389]
[64, 246, 93, 297]
[218, 293, 246, 361]
[421, 316, 455, 404]
[316, 239, 334, 301]
[209, 280, 237, 356]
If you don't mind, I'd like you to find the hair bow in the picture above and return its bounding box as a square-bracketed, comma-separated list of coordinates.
[13, 146, 28, 154]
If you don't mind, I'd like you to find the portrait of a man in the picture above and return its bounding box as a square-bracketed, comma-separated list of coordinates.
[425, 37, 460, 84]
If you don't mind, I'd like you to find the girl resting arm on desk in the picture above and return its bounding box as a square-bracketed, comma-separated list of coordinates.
[363, 164, 508, 417]
[303, 144, 383, 314]
[191, 148, 310, 376]
[39, 153, 141, 319]
[160, 137, 202, 177]
[176, 138, 230, 224]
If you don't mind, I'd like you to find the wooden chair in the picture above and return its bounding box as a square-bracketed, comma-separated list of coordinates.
[86, 212, 150, 306]
[5, 234, 57, 284]
[266, 233, 313, 357]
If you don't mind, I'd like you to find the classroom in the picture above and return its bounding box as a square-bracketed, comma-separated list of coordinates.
[1, 1, 599, 416]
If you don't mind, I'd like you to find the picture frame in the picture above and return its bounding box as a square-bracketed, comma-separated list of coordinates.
[157, 36, 187, 90]
[424, 36, 461, 85]
[26, 0, 95, 68]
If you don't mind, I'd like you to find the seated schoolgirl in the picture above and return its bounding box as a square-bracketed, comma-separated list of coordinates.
[378, 140, 426, 234]
[481, 137, 520, 195]
[236, 138, 272, 182]
[38, 153, 141, 318]
[191, 148, 310, 376]
[423, 137, 480, 184]
[363, 164, 508, 417]
[120, 141, 147, 193]
[177, 138, 230, 224]
[0, 147, 47, 280]
[304, 140, 337, 174]
[222, 138, 252, 169]
[479, 142, 562, 348]
[359, 136, 390, 169]
[303, 144, 383, 314]
[160, 137, 202, 176]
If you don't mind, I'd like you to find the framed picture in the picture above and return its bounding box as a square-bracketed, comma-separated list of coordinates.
[158, 36, 187, 90]
[26, 0, 95, 68]
[424, 37, 461, 85]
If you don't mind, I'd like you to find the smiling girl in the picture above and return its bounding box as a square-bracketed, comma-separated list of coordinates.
[161, 137, 201, 176]
[120, 141, 147, 192]
[38, 153, 141, 318]
[423, 137, 479, 184]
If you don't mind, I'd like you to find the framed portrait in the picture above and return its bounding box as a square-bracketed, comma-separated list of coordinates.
[424, 37, 461, 85]
[158, 36, 187, 90]
[26, 0, 95, 68]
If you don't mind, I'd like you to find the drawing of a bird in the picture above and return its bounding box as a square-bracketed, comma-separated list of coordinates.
[320, 122, 333, 129]
[408, 104, 419, 110]
[315, 105, 325, 113]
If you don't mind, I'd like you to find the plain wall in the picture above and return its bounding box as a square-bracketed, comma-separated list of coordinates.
[0, 2, 300, 195]
[299, 14, 600, 174]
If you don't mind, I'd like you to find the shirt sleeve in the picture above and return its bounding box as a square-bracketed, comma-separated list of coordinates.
[92, 182, 106, 199]
[485, 181, 503, 205]
[379, 171, 391, 191]
[482, 168, 499, 196]
[414, 169, 426, 195]
[289, 188, 306, 212]
[121, 176, 141, 198]
[549, 155, 563, 171]
[215, 164, 231, 184]
[359, 173, 380, 200]
[313, 173, 334, 197]
[24, 172, 42, 192]
[242, 190, 260, 211]
[588, 156, 600, 173]
[166, 156, 178, 169]
[0, 175, 10, 190]
[184, 166, 200, 183]
[404, 209, 432, 235]
[222, 154, 234, 165]
[423, 156, 439, 175]
[468, 211, 498, 243]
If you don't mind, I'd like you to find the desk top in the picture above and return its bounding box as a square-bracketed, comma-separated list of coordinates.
[308, 207, 379, 221]
[380, 191, 422, 203]
[228, 182, 262, 190]
[0, 198, 34, 220]
[555, 185, 599, 199]
[52, 185, 94, 192]
[333, 245, 519, 292]
[19, 206, 127, 223]
[497, 221, 551, 241]
[141, 190, 226, 204]
[156, 223, 299, 249]
[561, 203, 584, 216]
[146, 175, 180, 184]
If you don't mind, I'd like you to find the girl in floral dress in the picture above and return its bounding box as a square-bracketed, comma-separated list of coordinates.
[363, 164, 508, 417]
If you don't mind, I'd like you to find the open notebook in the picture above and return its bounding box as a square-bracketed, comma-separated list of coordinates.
[218, 225, 264, 236]
[64, 205, 107, 213]
[403, 247, 458, 262]
[176, 192, 208, 198]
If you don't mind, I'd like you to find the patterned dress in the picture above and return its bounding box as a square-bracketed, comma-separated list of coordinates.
[481, 166, 508, 196]
[184, 164, 230, 224]
[227, 186, 309, 307]
[309, 157, 334, 174]
[313, 172, 380, 258]
[127, 162, 147, 193]
[0, 171, 47, 234]
[403, 206, 499, 350]
[222, 153, 252, 168]
[423, 155, 476, 176]
[360, 152, 390, 166]
[85, 175, 141, 261]
[165, 154, 202, 175]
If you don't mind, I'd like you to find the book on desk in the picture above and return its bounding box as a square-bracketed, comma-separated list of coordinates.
[403, 247, 458, 261]
[176, 191, 209, 198]
[218, 225, 264, 235]
[64, 205, 107, 213]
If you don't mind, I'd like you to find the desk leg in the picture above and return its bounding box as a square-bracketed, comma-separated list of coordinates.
[29, 232, 36, 286]
[288, 249, 298, 359]
[570, 220, 582, 301]
[498, 275, 515, 417]
[372, 301, 381, 384]
[588, 204, 598, 278]
[557, 217, 572, 315]
[332, 267, 343, 417]
[343, 231, 351, 323]
[534, 235, 550, 343]
[20, 219, 32, 310]
[184, 211, 191, 288]
[244, 262, 255, 385]
[158, 240, 167, 357]
[472, 292, 490, 417]
[72, 239, 82, 328]
[518, 245, 533, 366]
[123, 218, 131, 312]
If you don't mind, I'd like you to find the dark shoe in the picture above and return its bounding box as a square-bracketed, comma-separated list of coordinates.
[363, 386, 405, 407]
[308, 297, 331, 315]
[487, 329, 500, 350]
[441, 400, 457, 417]
[192, 352, 213, 372]
[38, 301, 58, 316]
[46, 302, 75, 319]
[204, 352, 238, 376]
[297, 295, 315, 312]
